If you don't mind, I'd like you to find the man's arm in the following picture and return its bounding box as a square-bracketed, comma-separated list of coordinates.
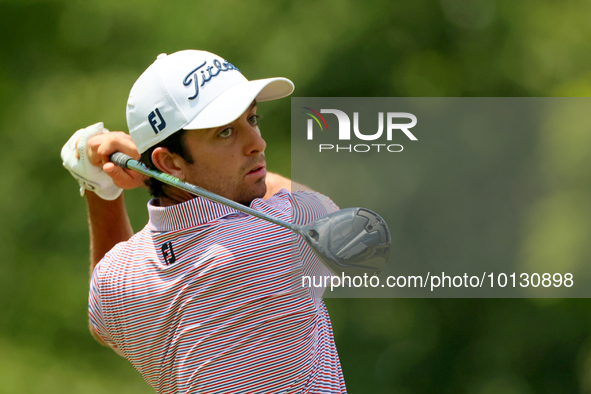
[85, 191, 134, 346]
[81, 130, 146, 271]
[65, 129, 145, 346]
[86, 191, 134, 273]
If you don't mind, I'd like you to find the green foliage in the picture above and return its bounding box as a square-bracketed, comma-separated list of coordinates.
[1, 0, 591, 392]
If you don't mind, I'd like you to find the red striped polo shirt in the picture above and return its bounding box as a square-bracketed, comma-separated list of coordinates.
[89, 189, 347, 393]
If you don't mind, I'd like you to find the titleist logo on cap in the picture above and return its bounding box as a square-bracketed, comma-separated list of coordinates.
[183, 59, 240, 100]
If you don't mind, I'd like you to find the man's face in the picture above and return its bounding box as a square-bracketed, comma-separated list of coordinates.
[180, 102, 267, 205]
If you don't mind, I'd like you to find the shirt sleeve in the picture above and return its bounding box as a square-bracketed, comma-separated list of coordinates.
[89, 262, 125, 357]
[290, 191, 340, 226]
[290, 191, 340, 298]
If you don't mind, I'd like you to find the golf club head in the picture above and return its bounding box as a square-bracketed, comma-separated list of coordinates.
[301, 207, 391, 277]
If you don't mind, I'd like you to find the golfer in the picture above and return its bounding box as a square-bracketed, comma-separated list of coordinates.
[61, 50, 347, 393]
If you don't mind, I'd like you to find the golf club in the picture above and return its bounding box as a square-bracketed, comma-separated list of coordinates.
[110, 152, 391, 277]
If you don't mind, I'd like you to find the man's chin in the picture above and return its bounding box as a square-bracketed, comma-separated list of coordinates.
[237, 183, 267, 206]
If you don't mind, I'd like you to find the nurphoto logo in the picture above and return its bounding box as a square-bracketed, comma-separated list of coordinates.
[303, 107, 418, 153]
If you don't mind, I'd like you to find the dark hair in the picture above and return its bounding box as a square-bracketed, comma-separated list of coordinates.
[140, 129, 194, 198]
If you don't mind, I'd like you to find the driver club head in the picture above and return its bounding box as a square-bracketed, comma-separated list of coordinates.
[301, 207, 391, 277]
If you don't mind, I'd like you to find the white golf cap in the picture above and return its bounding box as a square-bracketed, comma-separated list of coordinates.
[127, 50, 294, 153]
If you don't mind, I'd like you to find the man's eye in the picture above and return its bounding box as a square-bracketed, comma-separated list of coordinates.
[219, 128, 233, 138]
[248, 114, 261, 126]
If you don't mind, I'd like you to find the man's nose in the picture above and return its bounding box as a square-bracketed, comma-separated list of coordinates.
[242, 124, 266, 155]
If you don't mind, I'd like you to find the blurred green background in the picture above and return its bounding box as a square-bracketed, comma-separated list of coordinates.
[2, 0, 591, 392]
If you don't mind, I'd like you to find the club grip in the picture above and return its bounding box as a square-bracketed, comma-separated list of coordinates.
[110, 152, 132, 168]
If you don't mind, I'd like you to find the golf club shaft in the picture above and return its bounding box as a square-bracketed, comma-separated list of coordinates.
[110, 152, 301, 233]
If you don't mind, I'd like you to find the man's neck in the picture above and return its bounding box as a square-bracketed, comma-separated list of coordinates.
[157, 186, 195, 207]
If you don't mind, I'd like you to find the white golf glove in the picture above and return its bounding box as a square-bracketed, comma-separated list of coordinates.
[61, 122, 123, 201]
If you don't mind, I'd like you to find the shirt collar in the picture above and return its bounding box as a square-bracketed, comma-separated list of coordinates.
[147, 196, 242, 232]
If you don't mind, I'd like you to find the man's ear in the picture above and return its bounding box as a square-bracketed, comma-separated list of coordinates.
[151, 147, 186, 180]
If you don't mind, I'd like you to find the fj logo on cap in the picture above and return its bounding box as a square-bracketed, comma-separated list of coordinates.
[148, 108, 166, 134]
[183, 59, 240, 100]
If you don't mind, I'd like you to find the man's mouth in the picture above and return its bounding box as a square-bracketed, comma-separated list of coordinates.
[248, 166, 265, 174]
[246, 163, 267, 177]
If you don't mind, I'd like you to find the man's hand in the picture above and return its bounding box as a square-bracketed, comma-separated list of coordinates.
[62, 122, 147, 199]
[82, 131, 147, 190]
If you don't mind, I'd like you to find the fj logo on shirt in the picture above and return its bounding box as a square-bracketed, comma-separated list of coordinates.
[148, 108, 166, 134]
[161, 241, 176, 265]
